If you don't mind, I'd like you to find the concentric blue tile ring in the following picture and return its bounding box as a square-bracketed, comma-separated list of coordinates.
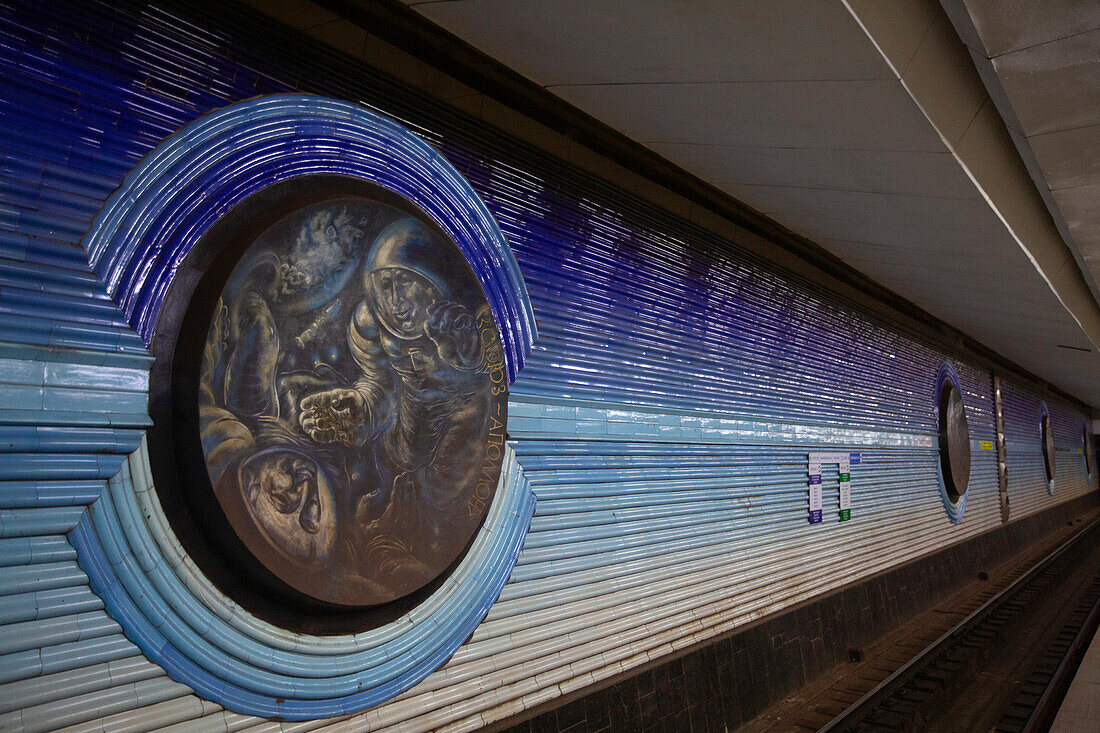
[70, 457, 536, 717]
[1039, 400, 1054, 495]
[69, 95, 539, 718]
[934, 360, 968, 523]
[83, 94, 535, 382]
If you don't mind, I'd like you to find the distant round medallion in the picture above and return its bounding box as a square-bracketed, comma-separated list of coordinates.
[1084, 421, 1093, 477]
[937, 376, 970, 502]
[1040, 403, 1055, 485]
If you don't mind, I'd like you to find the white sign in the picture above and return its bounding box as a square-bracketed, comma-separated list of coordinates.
[808, 452, 857, 523]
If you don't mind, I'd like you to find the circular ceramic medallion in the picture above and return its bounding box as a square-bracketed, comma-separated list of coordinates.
[937, 373, 970, 502]
[83, 95, 535, 716]
[159, 180, 508, 610]
[1084, 421, 1093, 478]
[1040, 403, 1055, 485]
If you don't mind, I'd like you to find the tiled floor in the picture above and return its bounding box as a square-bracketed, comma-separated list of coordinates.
[1051, 626, 1100, 732]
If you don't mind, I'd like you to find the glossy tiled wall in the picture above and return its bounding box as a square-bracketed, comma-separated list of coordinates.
[0, 1, 1095, 731]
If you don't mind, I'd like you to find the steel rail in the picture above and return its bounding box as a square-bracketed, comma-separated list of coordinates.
[1020, 574, 1100, 732]
[819, 516, 1100, 732]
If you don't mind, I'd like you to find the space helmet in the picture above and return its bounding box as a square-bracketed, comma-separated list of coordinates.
[364, 217, 479, 335]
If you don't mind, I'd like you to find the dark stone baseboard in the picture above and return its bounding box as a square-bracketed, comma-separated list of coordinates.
[492, 490, 1100, 733]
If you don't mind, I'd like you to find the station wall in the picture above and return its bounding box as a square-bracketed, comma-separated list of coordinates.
[0, 1, 1096, 731]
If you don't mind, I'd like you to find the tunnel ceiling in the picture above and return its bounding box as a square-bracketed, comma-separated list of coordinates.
[288, 0, 1100, 408]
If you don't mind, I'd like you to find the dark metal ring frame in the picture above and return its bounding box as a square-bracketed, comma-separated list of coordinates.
[1084, 419, 1094, 479]
[934, 360, 970, 523]
[73, 95, 537, 719]
[154, 175, 498, 628]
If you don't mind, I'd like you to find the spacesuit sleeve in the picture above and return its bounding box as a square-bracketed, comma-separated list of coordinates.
[199, 405, 255, 486]
[347, 301, 393, 429]
[198, 298, 228, 408]
[225, 290, 281, 418]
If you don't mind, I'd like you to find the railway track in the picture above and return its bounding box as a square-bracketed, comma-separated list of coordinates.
[820, 518, 1100, 732]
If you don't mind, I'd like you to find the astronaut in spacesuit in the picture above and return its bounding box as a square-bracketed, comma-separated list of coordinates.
[197, 253, 338, 570]
[298, 217, 494, 593]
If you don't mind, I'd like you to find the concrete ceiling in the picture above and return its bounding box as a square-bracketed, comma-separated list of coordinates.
[941, 0, 1100, 315]
[400, 0, 1100, 408]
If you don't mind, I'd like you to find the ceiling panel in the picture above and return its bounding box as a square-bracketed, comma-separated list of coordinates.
[957, 0, 1099, 56]
[725, 186, 998, 233]
[405, 0, 891, 84]
[647, 144, 978, 199]
[552, 80, 945, 151]
[1053, 183, 1100, 224]
[990, 29, 1100, 137]
[1028, 126, 1100, 191]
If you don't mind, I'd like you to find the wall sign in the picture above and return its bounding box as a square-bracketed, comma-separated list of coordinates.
[808, 452, 859, 523]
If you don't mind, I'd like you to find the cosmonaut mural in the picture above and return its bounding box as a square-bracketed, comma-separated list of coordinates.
[66, 95, 536, 719]
[198, 196, 508, 606]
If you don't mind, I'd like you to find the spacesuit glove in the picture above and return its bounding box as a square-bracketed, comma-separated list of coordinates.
[299, 388, 367, 445]
[425, 301, 484, 371]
